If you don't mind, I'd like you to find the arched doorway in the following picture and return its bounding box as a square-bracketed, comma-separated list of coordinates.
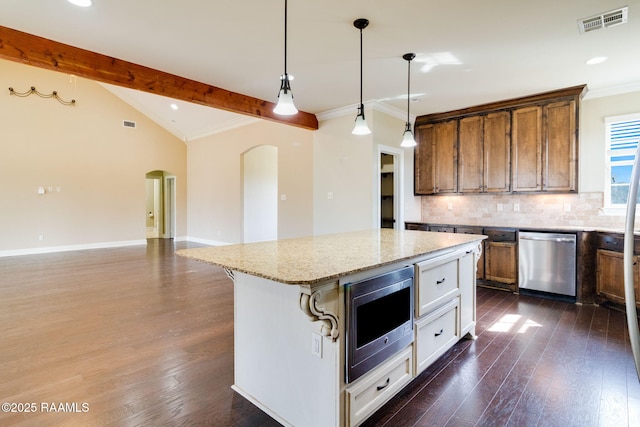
[145, 170, 176, 239]
[242, 146, 278, 243]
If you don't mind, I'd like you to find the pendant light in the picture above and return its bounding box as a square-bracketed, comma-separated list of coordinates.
[400, 53, 417, 147]
[273, 0, 298, 115]
[352, 18, 371, 135]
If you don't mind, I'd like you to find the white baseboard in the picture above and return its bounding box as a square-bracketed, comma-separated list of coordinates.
[185, 236, 231, 246]
[0, 236, 230, 258]
[0, 239, 147, 258]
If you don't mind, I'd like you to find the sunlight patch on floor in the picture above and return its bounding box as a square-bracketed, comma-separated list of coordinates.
[488, 314, 542, 333]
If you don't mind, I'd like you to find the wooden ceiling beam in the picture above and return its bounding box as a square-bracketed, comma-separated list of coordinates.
[0, 25, 319, 130]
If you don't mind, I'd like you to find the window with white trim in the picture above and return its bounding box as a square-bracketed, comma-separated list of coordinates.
[605, 113, 640, 210]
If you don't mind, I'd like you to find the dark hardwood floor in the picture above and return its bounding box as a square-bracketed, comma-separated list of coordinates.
[1, 239, 638, 426]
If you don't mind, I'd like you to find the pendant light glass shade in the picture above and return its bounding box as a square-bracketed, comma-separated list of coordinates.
[401, 122, 416, 147]
[274, 0, 297, 116]
[400, 53, 417, 147]
[352, 19, 370, 135]
[274, 74, 298, 115]
[353, 104, 371, 135]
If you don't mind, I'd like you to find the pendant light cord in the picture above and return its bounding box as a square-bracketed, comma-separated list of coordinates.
[406, 57, 410, 122]
[359, 26, 363, 108]
[284, 0, 288, 76]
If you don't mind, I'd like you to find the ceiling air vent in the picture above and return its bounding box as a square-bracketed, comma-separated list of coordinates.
[122, 120, 137, 129]
[578, 6, 628, 33]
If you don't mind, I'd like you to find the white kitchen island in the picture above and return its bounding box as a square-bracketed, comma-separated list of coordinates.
[178, 229, 485, 427]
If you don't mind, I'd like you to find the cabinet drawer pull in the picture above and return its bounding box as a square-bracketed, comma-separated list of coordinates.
[376, 377, 390, 391]
[434, 329, 444, 337]
[436, 278, 446, 285]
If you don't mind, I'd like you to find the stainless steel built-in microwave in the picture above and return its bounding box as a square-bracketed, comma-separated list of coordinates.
[345, 266, 414, 383]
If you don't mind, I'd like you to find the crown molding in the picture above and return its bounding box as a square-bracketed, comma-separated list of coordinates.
[583, 81, 640, 100]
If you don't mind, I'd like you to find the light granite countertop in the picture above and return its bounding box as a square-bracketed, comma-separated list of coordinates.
[176, 229, 485, 285]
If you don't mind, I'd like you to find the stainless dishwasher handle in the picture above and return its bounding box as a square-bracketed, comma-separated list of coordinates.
[519, 236, 575, 243]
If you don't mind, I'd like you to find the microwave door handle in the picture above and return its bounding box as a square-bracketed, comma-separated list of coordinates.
[623, 141, 640, 382]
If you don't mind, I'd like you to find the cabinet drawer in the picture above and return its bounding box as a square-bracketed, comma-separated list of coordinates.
[416, 252, 460, 317]
[597, 233, 640, 254]
[406, 222, 429, 231]
[484, 228, 516, 242]
[455, 226, 483, 235]
[345, 346, 413, 427]
[415, 298, 459, 375]
[429, 225, 455, 233]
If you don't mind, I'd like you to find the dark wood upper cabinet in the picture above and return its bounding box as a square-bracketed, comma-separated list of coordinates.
[484, 111, 511, 193]
[457, 112, 510, 194]
[512, 106, 543, 192]
[414, 85, 585, 196]
[544, 100, 577, 192]
[414, 120, 457, 194]
[458, 116, 484, 193]
[415, 125, 436, 195]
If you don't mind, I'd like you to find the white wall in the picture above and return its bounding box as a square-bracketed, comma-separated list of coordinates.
[580, 90, 640, 192]
[0, 60, 188, 254]
[187, 120, 314, 244]
[313, 108, 420, 235]
[243, 145, 278, 242]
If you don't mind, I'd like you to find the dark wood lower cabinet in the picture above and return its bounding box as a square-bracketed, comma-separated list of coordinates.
[483, 240, 518, 292]
[480, 228, 518, 293]
[596, 248, 640, 308]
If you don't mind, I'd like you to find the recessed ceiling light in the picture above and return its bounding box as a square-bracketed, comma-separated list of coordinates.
[170, 103, 178, 111]
[586, 56, 608, 65]
[67, 0, 93, 7]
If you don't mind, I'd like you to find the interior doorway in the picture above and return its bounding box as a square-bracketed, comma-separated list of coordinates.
[377, 146, 404, 230]
[145, 170, 176, 239]
[242, 146, 278, 243]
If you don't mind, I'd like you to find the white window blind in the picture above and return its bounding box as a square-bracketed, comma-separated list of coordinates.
[605, 113, 640, 208]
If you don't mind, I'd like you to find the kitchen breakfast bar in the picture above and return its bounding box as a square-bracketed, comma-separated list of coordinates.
[177, 229, 485, 427]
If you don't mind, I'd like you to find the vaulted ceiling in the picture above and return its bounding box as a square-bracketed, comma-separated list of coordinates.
[1, 0, 639, 141]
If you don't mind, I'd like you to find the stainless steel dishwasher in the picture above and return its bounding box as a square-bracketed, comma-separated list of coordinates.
[518, 231, 577, 297]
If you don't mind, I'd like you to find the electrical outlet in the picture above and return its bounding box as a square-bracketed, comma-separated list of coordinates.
[564, 203, 571, 212]
[311, 332, 322, 358]
[497, 203, 503, 212]
[327, 192, 334, 200]
[514, 203, 520, 212]
[447, 202, 453, 211]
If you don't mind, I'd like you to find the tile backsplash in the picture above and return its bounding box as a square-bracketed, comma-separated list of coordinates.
[419, 192, 633, 230]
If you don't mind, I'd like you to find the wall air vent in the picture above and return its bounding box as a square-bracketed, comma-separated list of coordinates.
[578, 6, 628, 33]
[123, 120, 137, 129]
